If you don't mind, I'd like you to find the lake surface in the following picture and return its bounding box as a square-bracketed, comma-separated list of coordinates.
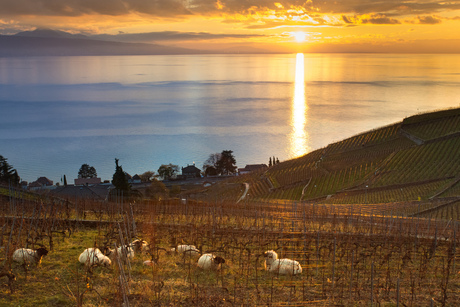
[1, 53, 459, 184]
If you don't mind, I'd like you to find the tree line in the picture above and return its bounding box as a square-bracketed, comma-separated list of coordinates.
[269, 156, 280, 167]
[2, 149, 281, 201]
[2, 149, 277, 190]
[2, 149, 277, 194]
[73, 150, 238, 199]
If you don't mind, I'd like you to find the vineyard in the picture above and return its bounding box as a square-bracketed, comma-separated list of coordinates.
[195, 107, 460, 218]
[0, 194, 459, 306]
[401, 108, 460, 141]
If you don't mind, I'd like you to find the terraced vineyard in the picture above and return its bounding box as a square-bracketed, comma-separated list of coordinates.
[195, 107, 460, 221]
[402, 108, 460, 141]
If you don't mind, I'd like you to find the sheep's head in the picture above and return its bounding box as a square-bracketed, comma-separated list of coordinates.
[131, 239, 148, 253]
[36, 247, 49, 258]
[213, 256, 225, 265]
[101, 257, 112, 267]
[264, 250, 278, 264]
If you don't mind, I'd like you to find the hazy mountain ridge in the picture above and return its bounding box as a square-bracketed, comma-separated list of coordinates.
[0, 29, 270, 56]
[0, 29, 204, 56]
[14, 28, 89, 40]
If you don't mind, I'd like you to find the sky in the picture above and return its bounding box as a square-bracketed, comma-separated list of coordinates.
[1, 0, 460, 53]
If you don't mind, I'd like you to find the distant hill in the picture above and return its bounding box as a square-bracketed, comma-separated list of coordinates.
[194, 107, 460, 208]
[14, 28, 89, 40]
[0, 29, 204, 56]
[216, 46, 275, 54]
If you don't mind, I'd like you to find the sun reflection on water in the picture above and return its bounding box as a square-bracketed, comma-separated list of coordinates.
[289, 53, 309, 158]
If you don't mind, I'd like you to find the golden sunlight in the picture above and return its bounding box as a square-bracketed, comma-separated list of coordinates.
[293, 31, 307, 43]
[289, 53, 309, 158]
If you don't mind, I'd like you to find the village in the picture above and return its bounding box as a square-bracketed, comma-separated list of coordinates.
[21, 163, 269, 201]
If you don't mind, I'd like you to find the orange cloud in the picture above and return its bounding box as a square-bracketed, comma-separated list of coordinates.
[342, 14, 401, 25]
[411, 15, 443, 24]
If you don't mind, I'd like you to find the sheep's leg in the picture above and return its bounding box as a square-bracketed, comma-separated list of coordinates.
[0, 271, 15, 293]
[21, 262, 29, 280]
[7, 272, 15, 293]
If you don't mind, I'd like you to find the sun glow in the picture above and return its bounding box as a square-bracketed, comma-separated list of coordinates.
[289, 53, 309, 158]
[293, 31, 307, 42]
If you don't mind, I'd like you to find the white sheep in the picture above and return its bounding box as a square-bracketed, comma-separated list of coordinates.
[12, 247, 48, 267]
[78, 248, 111, 267]
[104, 245, 135, 262]
[263, 250, 302, 275]
[197, 253, 225, 270]
[143, 260, 157, 267]
[170, 244, 200, 257]
[130, 239, 149, 254]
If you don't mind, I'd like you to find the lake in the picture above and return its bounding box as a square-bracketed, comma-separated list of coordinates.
[1, 53, 459, 184]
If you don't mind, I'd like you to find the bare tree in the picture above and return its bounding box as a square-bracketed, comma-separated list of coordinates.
[203, 153, 221, 176]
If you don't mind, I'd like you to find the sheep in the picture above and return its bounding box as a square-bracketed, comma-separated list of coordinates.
[170, 244, 201, 257]
[103, 245, 135, 263]
[78, 248, 111, 267]
[143, 260, 156, 267]
[130, 239, 149, 254]
[263, 250, 302, 275]
[12, 247, 48, 267]
[197, 253, 225, 270]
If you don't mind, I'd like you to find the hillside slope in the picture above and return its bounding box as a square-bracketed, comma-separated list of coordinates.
[194, 107, 460, 206]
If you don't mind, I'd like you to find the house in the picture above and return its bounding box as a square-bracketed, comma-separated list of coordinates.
[28, 177, 54, 190]
[130, 174, 142, 184]
[181, 164, 201, 179]
[36, 177, 53, 186]
[238, 164, 268, 175]
[74, 177, 102, 186]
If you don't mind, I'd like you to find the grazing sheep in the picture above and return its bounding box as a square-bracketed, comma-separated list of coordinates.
[78, 248, 111, 267]
[197, 253, 225, 270]
[263, 250, 302, 275]
[12, 247, 48, 267]
[130, 239, 149, 254]
[170, 244, 200, 257]
[104, 245, 135, 262]
[143, 260, 156, 267]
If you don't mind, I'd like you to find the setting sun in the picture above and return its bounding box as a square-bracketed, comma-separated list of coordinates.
[293, 31, 307, 43]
